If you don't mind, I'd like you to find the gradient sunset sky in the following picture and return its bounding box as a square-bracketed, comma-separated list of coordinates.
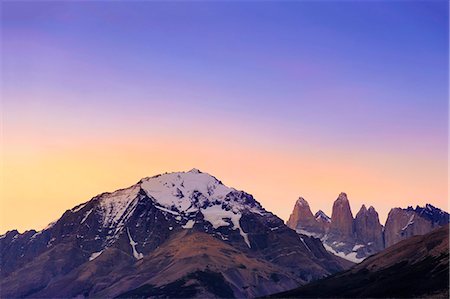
[1, 1, 448, 234]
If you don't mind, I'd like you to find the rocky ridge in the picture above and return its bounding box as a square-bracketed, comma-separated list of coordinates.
[287, 193, 448, 262]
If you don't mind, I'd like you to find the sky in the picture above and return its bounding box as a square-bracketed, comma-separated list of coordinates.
[1, 0, 448, 234]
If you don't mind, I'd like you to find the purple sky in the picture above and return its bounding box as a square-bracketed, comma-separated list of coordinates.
[1, 1, 448, 232]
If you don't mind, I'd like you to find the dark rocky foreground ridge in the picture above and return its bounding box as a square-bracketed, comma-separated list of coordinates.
[0, 169, 351, 298]
[268, 224, 450, 298]
[287, 193, 449, 261]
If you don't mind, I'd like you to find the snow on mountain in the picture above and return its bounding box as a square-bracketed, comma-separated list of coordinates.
[14, 169, 247, 262]
[99, 185, 141, 229]
[0, 169, 352, 298]
[138, 169, 264, 247]
[315, 210, 331, 223]
[127, 228, 144, 260]
[73, 169, 265, 249]
[140, 168, 233, 209]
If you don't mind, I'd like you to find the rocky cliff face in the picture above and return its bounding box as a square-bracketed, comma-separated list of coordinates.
[384, 204, 449, 248]
[324, 193, 379, 262]
[0, 169, 350, 298]
[287, 193, 380, 262]
[328, 193, 354, 241]
[353, 205, 384, 256]
[287, 193, 449, 263]
[287, 198, 325, 237]
[315, 210, 331, 233]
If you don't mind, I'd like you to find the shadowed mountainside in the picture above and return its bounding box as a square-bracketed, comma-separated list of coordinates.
[269, 224, 449, 298]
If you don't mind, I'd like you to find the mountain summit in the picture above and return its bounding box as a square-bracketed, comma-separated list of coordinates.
[0, 170, 350, 298]
[329, 192, 354, 241]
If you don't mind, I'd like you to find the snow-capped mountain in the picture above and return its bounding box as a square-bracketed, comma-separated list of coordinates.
[0, 169, 350, 298]
[287, 193, 449, 263]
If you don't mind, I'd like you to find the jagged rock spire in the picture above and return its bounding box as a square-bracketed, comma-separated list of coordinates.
[354, 204, 383, 250]
[287, 197, 315, 230]
[329, 192, 354, 239]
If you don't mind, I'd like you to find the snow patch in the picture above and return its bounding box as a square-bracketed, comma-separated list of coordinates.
[402, 214, 415, 231]
[182, 220, 195, 229]
[300, 237, 311, 252]
[30, 231, 42, 240]
[352, 244, 365, 251]
[201, 204, 250, 248]
[155, 205, 180, 215]
[89, 250, 103, 261]
[323, 243, 364, 263]
[81, 209, 93, 224]
[127, 228, 143, 260]
[72, 203, 87, 213]
[295, 229, 322, 238]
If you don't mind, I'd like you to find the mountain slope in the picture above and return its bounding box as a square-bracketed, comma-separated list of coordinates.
[270, 224, 450, 298]
[0, 169, 350, 298]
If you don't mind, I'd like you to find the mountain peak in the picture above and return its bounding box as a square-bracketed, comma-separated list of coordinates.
[315, 210, 331, 223]
[187, 168, 202, 174]
[286, 197, 319, 232]
[77, 170, 267, 249]
[296, 197, 310, 207]
[330, 192, 354, 239]
[357, 204, 367, 214]
[338, 192, 348, 201]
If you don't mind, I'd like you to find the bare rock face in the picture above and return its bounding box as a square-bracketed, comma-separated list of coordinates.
[315, 210, 331, 233]
[353, 205, 384, 256]
[287, 198, 324, 236]
[288, 193, 449, 264]
[329, 193, 354, 241]
[384, 204, 449, 248]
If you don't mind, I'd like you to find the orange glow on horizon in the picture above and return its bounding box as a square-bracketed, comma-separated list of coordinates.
[1, 133, 447, 234]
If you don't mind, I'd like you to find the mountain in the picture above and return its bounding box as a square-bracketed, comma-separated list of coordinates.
[270, 224, 450, 298]
[324, 193, 358, 258]
[384, 204, 449, 248]
[328, 193, 354, 241]
[353, 205, 384, 256]
[286, 197, 325, 236]
[0, 169, 350, 298]
[287, 193, 448, 262]
[287, 193, 381, 262]
[314, 210, 331, 230]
